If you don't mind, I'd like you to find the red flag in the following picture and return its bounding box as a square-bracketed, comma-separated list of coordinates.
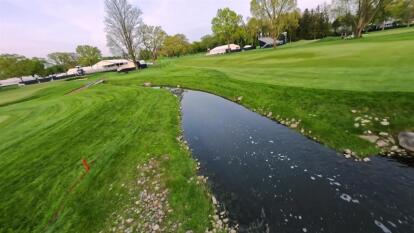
[82, 159, 90, 173]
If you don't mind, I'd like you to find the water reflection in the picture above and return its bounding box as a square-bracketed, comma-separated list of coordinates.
[181, 90, 414, 233]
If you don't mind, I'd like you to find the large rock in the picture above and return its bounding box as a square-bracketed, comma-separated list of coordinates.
[359, 135, 379, 144]
[398, 132, 414, 152]
[376, 140, 389, 148]
[380, 121, 390, 126]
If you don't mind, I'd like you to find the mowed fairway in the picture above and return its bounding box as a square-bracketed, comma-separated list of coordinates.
[0, 81, 212, 232]
[176, 27, 414, 92]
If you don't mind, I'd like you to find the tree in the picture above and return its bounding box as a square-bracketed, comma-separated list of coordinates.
[373, 0, 392, 30]
[211, 8, 243, 51]
[246, 17, 262, 46]
[0, 54, 22, 80]
[353, 0, 391, 37]
[139, 24, 167, 61]
[0, 54, 46, 80]
[161, 34, 191, 57]
[250, 0, 297, 48]
[330, 0, 357, 35]
[104, 0, 143, 64]
[312, 5, 331, 39]
[20, 58, 46, 77]
[45, 65, 65, 76]
[47, 52, 78, 71]
[388, 0, 414, 27]
[284, 10, 300, 42]
[191, 35, 222, 53]
[76, 45, 102, 66]
[298, 9, 312, 39]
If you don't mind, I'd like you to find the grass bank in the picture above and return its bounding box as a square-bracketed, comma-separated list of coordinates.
[0, 81, 213, 232]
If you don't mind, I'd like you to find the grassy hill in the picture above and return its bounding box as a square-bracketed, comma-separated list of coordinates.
[174, 28, 414, 92]
[0, 28, 413, 232]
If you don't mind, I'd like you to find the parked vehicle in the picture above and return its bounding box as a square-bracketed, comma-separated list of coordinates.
[243, 45, 256, 51]
[138, 60, 148, 69]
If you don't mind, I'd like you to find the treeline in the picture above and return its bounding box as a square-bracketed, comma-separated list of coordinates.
[2, 0, 413, 80]
[0, 45, 103, 80]
[154, 0, 414, 57]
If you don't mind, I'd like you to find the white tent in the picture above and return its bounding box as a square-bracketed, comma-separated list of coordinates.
[67, 59, 135, 75]
[0, 78, 21, 87]
[207, 44, 240, 56]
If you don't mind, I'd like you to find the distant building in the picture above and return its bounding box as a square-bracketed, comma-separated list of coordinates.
[207, 44, 241, 56]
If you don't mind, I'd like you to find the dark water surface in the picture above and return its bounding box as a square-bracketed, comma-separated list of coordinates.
[180, 90, 414, 233]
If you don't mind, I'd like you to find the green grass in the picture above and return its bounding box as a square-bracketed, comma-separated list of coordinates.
[0, 81, 212, 232]
[172, 27, 414, 92]
[1, 28, 413, 233]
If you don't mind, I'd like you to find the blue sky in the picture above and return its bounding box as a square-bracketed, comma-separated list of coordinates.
[0, 0, 328, 58]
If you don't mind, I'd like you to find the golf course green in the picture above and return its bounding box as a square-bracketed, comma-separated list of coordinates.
[0, 28, 413, 232]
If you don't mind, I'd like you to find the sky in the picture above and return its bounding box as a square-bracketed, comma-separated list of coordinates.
[0, 0, 329, 58]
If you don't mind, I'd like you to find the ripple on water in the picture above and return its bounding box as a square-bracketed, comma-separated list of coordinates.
[375, 220, 393, 233]
[181, 90, 414, 233]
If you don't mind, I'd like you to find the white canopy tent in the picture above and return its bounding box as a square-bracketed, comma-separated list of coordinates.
[207, 44, 241, 56]
[67, 59, 135, 75]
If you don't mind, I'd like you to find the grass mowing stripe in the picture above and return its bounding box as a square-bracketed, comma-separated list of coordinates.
[0, 84, 213, 232]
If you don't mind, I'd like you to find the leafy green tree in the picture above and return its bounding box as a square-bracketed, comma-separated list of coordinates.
[298, 9, 312, 39]
[388, 0, 414, 26]
[330, 0, 354, 33]
[246, 17, 262, 46]
[0, 54, 22, 80]
[373, 0, 392, 30]
[76, 45, 102, 66]
[138, 49, 152, 60]
[190, 35, 222, 53]
[0, 54, 46, 80]
[284, 10, 301, 42]
[311, 5, 331, 39]
[20, 58, 46, 77]
[47, 52, 78, 71]
[161, 34, 191, 57]
[45, 65, 65, 76]
[250, 0, 297, 48]
[212, 8, 243, 51]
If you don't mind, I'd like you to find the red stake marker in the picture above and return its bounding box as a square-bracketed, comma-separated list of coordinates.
[82, 159, 90, 173]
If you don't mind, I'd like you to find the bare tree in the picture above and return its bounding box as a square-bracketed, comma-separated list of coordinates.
[139, 24, 167, 61]
[104, 0, 142, 64]
[250, 0, 297, 48]
[354, 0, 387, 37]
